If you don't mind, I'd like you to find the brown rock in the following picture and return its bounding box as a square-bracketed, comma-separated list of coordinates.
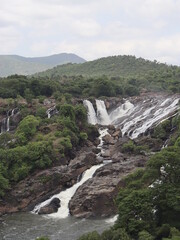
[69, 156, 147, 218]
[102, 135, 115, 145]
[38, 198, 60, 215]
[112, 130, 121, 138]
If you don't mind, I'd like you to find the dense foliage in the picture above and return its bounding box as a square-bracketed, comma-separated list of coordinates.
[0, 94, 96, 197]
[35, 55, 180, 94]
[1, 55, 180, 102]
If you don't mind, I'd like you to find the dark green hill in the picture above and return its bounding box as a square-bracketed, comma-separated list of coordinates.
[0, 53, 86, 77]
[36, 55, 179, 78]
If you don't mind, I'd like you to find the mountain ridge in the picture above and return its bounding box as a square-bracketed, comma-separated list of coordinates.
[0, 53, 86, 77]
[35, 55, 180, 78]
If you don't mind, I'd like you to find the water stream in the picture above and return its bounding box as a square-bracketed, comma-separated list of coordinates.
[84, 96, 180, 139]
[33, 164, 104, 218]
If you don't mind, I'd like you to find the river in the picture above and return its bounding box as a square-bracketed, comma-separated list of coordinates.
[0, 213, 115, 240]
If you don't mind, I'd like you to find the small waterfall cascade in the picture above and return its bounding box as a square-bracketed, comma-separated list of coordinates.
[0, 108, 19, 134]
[33, 128, 108, 218]
[83, 100, 97, 124]
[33, 164, 104, 218]
[96, 100, 111, 125]
[128, 98, 180, 139]
[109, 100, 134, 123]
[46, 106, 58, 119]
[0, 118, 6, 134]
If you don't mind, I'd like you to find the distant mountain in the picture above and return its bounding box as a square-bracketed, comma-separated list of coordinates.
[36, 55, 177, 78]
[0, 53, 86, 77]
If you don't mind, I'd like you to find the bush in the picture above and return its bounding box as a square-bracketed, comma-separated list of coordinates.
[79, 132, 88, 141]
[122, 140, 135, 153]
[57, 104, 75, 121]
[78, 231, 101, 240]
[15, 115, 40, 144]
[138, 230, 154, 240]
[36, 107, 47, 119]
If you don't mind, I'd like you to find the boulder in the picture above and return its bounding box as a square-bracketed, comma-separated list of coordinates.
[38, 198, 60, 215]
[102, 135, 116, 145]
[112, 130, 122, 138]
[101, 150, 110, 158]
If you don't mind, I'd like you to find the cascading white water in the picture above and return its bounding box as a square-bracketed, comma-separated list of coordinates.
[83, 96, 180, 139]
[83, 100, 97, 124]
[0, 109, 18, 134]
[46, 106, 58, 119]
[33, 164, 104, 218]
[129, 98, 180, 139]
[46, 108, 52, 119]
[33, 128, 108, 218]
[109, 100, 134, 123]
[0, 118, 6, 134]
[96, 99, 110, 125]
[7, 117, 10, 132]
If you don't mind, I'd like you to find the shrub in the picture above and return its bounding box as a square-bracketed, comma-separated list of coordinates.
[78, 231, 101, 240]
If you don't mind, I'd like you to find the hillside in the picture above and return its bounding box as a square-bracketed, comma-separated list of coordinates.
[35, 55, 180, 95]
[0, 53, 86, 77]
[36, 55, 179, 78]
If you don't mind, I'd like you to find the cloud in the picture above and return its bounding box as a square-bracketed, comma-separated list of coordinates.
[0, 0, 179, 65]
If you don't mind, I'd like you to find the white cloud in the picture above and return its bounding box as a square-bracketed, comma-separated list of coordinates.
[0, 0, 179, 65]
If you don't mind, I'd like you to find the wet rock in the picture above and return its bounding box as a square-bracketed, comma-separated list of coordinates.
[101, 150, 110, 158]
[112, 129, 122, 138]
[92, 148, 101, 154]
[134, 136, 163, 152]
[102, 135, 115, 145]
[69, 156, 147, 218]
[38, 198, 60, 215]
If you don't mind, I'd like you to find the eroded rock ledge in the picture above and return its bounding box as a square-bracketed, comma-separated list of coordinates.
[69, 154, 147, 218]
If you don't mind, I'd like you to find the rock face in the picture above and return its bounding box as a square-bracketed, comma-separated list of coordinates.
[0, 148, 100, 216]
[69, 155, 147, 218]
[38, 198, 60, 215]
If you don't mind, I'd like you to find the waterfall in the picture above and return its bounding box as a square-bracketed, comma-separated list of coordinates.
[0, 118, 6, 134]
[0, 108, 19, 134]
[7, 117, 10, 132]
[83, 96, 180, 139]
[110, 100, 134, 123]
[83, 100, 97, 124]
[46, 106, 58, 119]
[96, 100, 110, 125]
[46, 109, 51, 119]
[33, 164, 104, 218]
[33, 127, 108, 218]
[130, 98, 180, 139]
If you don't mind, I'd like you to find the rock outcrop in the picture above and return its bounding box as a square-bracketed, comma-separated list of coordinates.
[38, 198, 61, 215]
[69, 155, 147, 218]
[0, 149, 101, 216]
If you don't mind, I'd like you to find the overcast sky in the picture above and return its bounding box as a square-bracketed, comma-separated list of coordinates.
[0, 0, 180, 65]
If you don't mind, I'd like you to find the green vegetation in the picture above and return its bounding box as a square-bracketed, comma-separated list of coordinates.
[0, 90, 97, 197]
[77, 114, 180, 240]
[1, 55, 180, 101]
[36, 55, 180, 94]
[121, 140, 148, 154]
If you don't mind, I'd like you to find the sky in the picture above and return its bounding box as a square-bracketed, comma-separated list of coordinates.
[0, 0, 180, 65]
